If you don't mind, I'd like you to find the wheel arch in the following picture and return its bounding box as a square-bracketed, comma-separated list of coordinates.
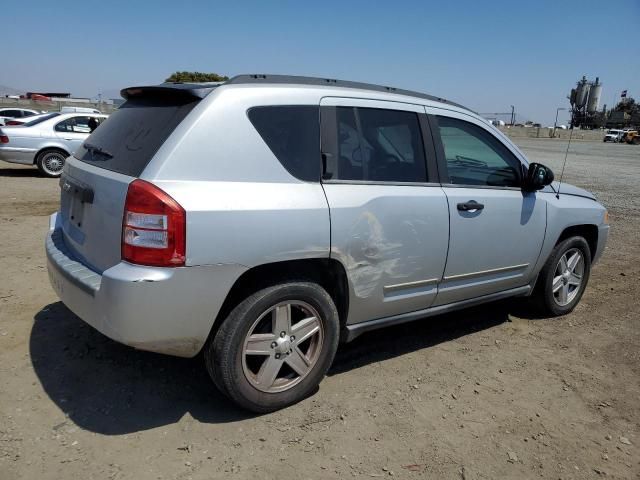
[208, 258, 350, 344]
[555, 224, 598, 260]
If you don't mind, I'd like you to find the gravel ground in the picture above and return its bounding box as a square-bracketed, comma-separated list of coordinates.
[0, 139, 638, 479]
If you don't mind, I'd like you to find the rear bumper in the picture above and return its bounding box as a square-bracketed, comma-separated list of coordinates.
[0, 146, 36, 165]
[46, 212, 247, 357]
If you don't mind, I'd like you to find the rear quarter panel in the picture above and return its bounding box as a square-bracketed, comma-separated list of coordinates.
[3, 124, 73, 158]
[144, 86, 331, 267]
[155, 180, 330, 267]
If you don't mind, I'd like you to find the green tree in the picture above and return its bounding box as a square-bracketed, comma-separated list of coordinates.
[165, 71, 229, 83]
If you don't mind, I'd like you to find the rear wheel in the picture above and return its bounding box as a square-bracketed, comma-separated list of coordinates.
[205, 282, 340, 412]
[533, 236, 591, 316]
[36, 149, 67, 177]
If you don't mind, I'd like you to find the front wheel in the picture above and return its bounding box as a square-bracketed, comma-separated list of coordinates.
[36, 149, 67, 177]
[533, 236, 591, 316]
[205, 282, 340, 412]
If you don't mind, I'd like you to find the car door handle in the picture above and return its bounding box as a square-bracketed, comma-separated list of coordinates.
[457, 201, 484, 212]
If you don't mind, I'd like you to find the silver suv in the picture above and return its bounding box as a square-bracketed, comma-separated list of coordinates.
[46, 75, 609, 412]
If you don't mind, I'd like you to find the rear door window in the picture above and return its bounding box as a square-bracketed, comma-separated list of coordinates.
[329, 107, 428, 183]
[55, 116, 93, 133]
[76, 96, 199, 177]
[247, 106, 320, 182]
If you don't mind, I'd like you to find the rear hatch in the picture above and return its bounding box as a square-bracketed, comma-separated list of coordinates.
[58, 84, 216, 273]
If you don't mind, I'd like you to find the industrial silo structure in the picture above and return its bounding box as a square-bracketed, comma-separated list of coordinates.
[574, 76, 590, 109]
[587, 77, 602, 113]
[569, 75, 605, 129]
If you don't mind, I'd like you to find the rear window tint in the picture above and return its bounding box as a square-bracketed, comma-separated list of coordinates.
[76, 97, 199, 177]
[248, 106, 320, 182]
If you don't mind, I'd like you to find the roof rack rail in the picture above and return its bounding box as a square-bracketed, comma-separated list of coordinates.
[225, 74, 470, 111]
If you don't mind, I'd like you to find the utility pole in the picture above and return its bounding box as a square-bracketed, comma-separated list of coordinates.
[554, 107, 566, 138]
[510, 105, 515, 126]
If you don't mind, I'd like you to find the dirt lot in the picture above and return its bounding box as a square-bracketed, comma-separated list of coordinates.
[1, 139, 638, 479]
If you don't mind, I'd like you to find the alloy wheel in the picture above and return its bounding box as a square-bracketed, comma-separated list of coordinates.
[552, 248, 584, 307]
[241, 300, 324, 393]
[41, 152, 65, 176]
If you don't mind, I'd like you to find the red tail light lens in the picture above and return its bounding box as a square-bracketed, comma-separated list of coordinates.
[0, 135, 8, 143]
[6, 120, 21, 126]
[122, 179, 186, 267]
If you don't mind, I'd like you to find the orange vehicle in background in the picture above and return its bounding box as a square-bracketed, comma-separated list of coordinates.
[623, 130, 640, 144]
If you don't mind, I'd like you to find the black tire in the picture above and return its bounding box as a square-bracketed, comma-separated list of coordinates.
[36, 149, 67, 177]
[533, 236, 591, 316]
[205, 282, 340, 413]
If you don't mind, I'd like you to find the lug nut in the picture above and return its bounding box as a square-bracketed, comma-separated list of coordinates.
[280, 331, 286, 338]
[271, 342, 277, 348]
[275, 353, 281, 359]
[290, 336, 295, 342]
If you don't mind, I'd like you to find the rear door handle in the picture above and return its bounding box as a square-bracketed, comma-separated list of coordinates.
[457, 200, 484, 212]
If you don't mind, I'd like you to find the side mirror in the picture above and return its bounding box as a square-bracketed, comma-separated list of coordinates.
[523, 162, 554, 191]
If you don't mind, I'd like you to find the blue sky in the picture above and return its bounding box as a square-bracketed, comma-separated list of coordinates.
[3, 0, 639, 125]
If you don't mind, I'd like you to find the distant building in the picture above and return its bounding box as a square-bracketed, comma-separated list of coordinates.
[26, 91, 71, 99]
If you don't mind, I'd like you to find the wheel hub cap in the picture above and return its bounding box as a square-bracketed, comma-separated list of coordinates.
[274, 337, 292, 355]
[44, 154, 64, 173]
[242, 300, 324, 393]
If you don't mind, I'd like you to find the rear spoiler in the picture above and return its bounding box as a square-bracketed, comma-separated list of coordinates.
[120, 82, 223, 101]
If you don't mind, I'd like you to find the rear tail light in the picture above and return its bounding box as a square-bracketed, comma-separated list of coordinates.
[122, 179, 186, 267]
[0, 135, 8, 144]
[6, 120, 21, 126]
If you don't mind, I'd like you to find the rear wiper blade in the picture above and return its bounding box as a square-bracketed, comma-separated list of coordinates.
[84, 142, 113, 159]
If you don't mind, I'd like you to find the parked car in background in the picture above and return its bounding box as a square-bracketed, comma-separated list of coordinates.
[603, 129, 625, 142]
[60, 106, 103, 114]
[3, 112, 57, 126]
[0, 112, 107, 176]
[0, 108, 40, 126]
[45, 75, 609, 412]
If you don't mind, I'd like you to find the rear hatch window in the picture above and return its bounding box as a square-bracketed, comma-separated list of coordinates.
[75, 95, 200, 177]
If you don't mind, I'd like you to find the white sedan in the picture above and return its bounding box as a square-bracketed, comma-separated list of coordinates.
[0, 112, 108, 176]
[0, 108, 41, 126]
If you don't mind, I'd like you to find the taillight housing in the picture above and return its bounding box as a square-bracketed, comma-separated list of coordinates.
[122, 179, 186, 267]
[6, 120, 21, 126]
[0, 135, 8, 143]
